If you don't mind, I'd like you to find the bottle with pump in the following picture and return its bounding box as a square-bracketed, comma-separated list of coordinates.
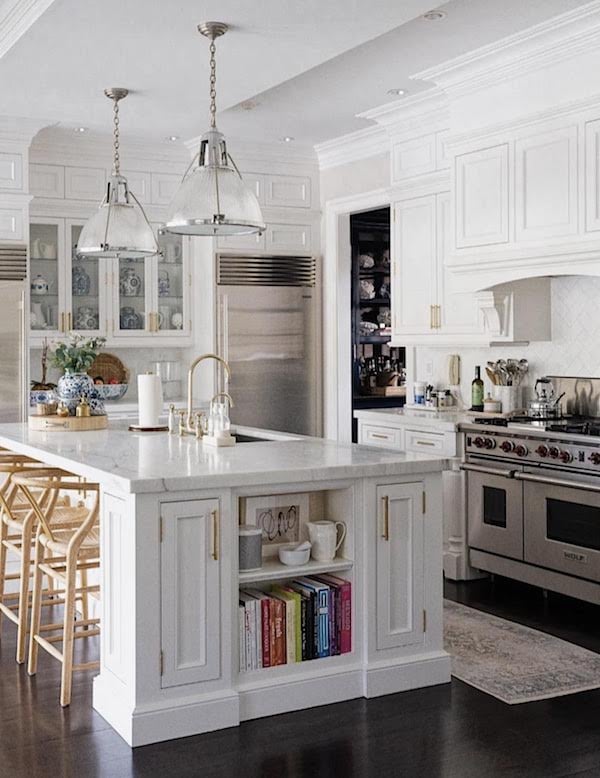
[471, 366, 484, 411]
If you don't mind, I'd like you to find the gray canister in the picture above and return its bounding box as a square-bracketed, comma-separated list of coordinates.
[239, 525, 263, 571]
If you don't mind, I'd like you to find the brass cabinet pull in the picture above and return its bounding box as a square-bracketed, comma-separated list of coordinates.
[67, 312, 72, 331]
[415, 440, 436, 447]
[382, 495, 390, 541]
[60, 312, 66, 332]
[429, 304, 434, 330]
[437, 305, 442, 329]
[211, 509, 219, 561]
[371, 433, 390, 440]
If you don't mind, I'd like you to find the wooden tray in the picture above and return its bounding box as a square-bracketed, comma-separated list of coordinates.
[29, 414, 108, 432]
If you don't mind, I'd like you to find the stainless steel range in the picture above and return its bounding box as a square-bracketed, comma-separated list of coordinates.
[461, 413, 600, 604]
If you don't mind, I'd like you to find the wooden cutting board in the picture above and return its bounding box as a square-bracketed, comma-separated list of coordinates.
[28, 414, 108, 432]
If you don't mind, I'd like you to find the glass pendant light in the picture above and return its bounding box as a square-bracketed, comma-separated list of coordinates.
[77, 88, 158, 258]
[165, 22, 265, 237]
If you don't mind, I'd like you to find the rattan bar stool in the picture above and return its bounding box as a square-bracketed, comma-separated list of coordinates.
[14, 470, 100, 706]
[0, 452, 56, 663]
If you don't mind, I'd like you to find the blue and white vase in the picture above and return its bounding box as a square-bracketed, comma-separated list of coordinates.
[57, 371, 95, 415]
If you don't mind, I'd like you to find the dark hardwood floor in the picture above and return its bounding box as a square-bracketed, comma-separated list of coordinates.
[1, 580, 600, 778]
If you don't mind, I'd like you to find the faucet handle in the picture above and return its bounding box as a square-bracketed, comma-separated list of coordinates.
[177, 410, 187, 436]
[194, 411, 206, 439]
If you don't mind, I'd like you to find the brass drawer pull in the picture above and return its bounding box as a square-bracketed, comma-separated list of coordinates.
[212, 509, 219, 561]
[370, 433, 391, 440]
[415, 440, 436, 447]
[382, 495, 389, 541]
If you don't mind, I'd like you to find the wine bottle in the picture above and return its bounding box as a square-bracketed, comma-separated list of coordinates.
[471, 366, 484, 411]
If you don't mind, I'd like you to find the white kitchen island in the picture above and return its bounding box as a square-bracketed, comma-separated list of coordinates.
[0, 422, 451, 747]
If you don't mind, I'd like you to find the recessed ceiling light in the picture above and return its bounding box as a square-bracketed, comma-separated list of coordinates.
[166, 135, 179, 142]
[281, 136, 294, 143]
[387, 88, 407, 96]
[423, 9, 447, 20]
[74, 127, 87, 133]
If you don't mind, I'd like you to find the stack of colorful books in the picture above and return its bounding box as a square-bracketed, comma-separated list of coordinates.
[238, 574, 351, 671]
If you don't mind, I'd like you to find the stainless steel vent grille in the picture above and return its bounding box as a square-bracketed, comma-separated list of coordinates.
[217, 254, 316, 286]
[0, 244, 27, 281]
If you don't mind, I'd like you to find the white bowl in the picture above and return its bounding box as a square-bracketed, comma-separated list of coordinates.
[278, 543, 311, 566]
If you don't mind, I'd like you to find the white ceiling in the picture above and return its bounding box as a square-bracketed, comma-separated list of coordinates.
[0, 0, 593, 149]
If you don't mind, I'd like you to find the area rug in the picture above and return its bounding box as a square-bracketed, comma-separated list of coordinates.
[443, 599, 600, 704]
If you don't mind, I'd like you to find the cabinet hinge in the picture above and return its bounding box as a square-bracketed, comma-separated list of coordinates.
[159, 650, 164, 675]
[422, 491, 426, 515]
[423, 610, 427, 633]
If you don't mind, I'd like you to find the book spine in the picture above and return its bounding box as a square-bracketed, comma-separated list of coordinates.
[239, 605, 246, 672]
[269, 599, 276, 667]
[273, 598, 285, 666]
[261, 598, 271, 668]
[317, 589, 329, 658]
[285, 600, 295, 664]
[311, 593, 318, 659]
[300, 596, 308, 661]
[329, 585, 338, 656]
[255, 599, 262, 669]
[340, 582, 352, 654]
[244, 604, 253, 670]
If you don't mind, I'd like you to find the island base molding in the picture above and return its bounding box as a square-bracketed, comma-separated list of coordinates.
[94, 654, 451, 747]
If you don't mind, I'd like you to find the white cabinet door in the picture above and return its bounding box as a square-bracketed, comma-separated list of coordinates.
[65, 166, 106, 201]
[265, 174, 311, 208]
[151, 173, 181, 205]
[391, 134, 436, 182]
[392, 195, 437, 337]
[218, 231, 266, 252]
[0, 152, 23, 191]
[266, 223, 312, 253]
[160, 499, 221, 688]
[585, 119, 600, 232]
[30, 164, 65, 199]
[436, 192, 481, 336]
[515, 126, 578, 241]
[0, 206, 25, 241]
[376, 482, 425, 650]
[455, 144, 509, 248]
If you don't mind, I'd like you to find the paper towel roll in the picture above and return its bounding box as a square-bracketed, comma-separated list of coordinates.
[137, 373, 163, 428]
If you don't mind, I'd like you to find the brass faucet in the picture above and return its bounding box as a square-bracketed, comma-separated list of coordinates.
[184, 353, 231, 435]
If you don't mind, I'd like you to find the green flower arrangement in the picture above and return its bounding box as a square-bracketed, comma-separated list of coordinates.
[51, 335, 106, 374]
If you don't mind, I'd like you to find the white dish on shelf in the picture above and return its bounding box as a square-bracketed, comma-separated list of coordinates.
[278, 542, 311, 566]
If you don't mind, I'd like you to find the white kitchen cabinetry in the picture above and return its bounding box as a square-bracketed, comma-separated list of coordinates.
[0, 152, 23, 190]
[515, 126, 578, 242]
[391, 193, 481, 344]
[0, 205, 26, 241]
[30, 164, 65, 199]
[160, 499, 222, 688]
[29, 216, 192, 345]
[455, 144, 509, 248]
[64, 166, 106, 201]
[585, 119, 600, 232]
[375, 482, 425, 650]
[265, 174, 311, 208]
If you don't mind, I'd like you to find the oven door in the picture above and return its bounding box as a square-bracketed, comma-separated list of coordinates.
[518, 470, 600, 583]
[461, 461, 524, 560]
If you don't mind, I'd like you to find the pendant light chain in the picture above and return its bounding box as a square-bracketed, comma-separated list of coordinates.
[209, 37, 217, 129]
[112, 97, 121, 175]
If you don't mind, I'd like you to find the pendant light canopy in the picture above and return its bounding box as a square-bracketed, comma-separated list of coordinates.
[165, 22, 265, 237]
[77, 88, 158, 258]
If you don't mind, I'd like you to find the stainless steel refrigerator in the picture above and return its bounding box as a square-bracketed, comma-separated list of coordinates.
[0, 245, 27, 422]
[217, 254, 320, 436]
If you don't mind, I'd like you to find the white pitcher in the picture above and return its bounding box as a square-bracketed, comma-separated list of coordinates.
[307, 520, 347, 562]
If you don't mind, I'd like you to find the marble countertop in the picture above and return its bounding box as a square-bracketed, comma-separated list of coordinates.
[0, 422, 449, 494]
[354, 407, 468, 431]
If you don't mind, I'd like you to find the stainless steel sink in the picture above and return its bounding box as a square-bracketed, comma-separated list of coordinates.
[233, 433, 270, 443]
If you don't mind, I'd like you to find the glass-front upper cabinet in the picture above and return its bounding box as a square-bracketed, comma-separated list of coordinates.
[29, 218, 65, 337]
[113, 253, 154, 336]
[67, 220, 104, 335]
[155, 229, 189, 335]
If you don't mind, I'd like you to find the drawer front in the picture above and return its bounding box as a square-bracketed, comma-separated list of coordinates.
[359, 424, 403, 449]
[404, 429, 445, 454]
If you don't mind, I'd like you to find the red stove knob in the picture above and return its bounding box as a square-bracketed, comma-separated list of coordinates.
[536, 445, 549, 458]
[589, 452, 600, 465]
[559, 450, 573, 464]
[549, 446, 560, 459]
[474, 437, 485, 448]
[483, 438, 496, 450]
[500, 440, 514, 453]
[515, 444, 528, 458]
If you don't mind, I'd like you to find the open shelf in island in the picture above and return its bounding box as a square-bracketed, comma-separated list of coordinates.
[239, 556, 353, 584]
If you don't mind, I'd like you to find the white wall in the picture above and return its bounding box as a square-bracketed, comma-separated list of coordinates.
[414, 275, 600, 406]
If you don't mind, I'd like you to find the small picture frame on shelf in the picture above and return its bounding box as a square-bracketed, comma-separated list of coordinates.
[242, 493, 309, 553]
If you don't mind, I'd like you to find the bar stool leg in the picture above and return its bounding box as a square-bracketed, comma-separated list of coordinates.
[27, 535, 45, 676]
[15, 519, 33, 664]
[0, 512, 7, 636]
[60, 549, 79, 707]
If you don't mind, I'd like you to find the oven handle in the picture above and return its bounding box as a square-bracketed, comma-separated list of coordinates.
[459, 464, 516, 478]
[514, 471, 600, 493]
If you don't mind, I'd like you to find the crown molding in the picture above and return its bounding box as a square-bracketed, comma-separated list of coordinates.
[357, 87, 449, 137]
[0, 0, 56, 60]
[412, 0, 600, 98]
[314, 124, 388, 171]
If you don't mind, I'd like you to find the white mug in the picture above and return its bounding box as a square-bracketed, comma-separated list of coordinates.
[307, 520, 347, 562]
